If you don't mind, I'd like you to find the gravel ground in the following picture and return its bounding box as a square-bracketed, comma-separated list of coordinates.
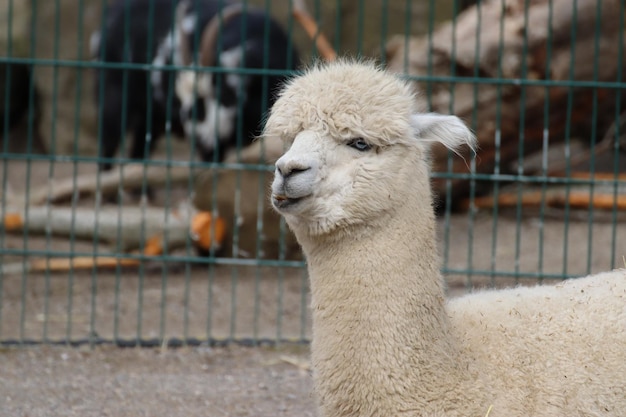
[0, 344, 315, 417]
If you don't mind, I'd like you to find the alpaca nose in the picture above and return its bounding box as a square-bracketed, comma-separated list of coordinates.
[275, 158, 311, 179]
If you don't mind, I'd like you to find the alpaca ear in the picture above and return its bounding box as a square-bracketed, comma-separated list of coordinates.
[410, 113, 477, 153]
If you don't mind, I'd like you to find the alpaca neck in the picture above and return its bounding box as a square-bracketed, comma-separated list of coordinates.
[299, 193, 468, 415]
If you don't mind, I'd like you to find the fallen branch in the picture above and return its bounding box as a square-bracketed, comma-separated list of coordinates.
[1, 256, 141, 275]
[468, 191, 626, 211]
[6, 164, 193, 207]
[463, 171, 626, 211]
[5, 140, 284, 208]
[2, 204, 225, 255]
[1, 205, 226, 275]
[293, 0, 337, 61]
[567, 172, 626, 181]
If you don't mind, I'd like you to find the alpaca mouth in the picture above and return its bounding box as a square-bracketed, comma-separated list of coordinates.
[272, 194, 307, 209]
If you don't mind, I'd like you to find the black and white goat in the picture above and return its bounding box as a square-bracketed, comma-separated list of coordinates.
[92, 0, 299, 171]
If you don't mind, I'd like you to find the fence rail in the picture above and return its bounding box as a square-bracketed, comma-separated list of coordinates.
[1, 0, 624, 346]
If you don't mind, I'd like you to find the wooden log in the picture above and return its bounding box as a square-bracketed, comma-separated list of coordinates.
[469, 191, 626, 211]
[5, 137, 286, 209]
[1, 256, 141, 276]
[463, 171, 626, 211]
[6, 164, 194, 207]
[2, 204, 225, 254]
[293, 0, 337, 61]
[385, 0, 626, 202]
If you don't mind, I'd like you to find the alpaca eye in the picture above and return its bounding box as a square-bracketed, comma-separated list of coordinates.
[348, 138, 372, 152]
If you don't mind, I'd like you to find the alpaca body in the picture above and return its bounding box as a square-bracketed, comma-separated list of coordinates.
[303, 175, 626, 417]
[264, 60, 626, 417]
[449, 269, 626, 416]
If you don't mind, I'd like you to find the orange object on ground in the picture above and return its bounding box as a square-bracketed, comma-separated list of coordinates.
[470, 191, 626, 211]
[142, 235, 164, 256]
[3, 213, 23, 231]
[191, 212, 226, 252]
[29, 256, 140, 271]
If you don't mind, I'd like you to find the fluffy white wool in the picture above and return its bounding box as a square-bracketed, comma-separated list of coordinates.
[266, 59, 626, 417]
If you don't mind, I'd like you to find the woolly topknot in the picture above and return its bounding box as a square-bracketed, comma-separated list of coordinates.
[264, 60, 419, 147]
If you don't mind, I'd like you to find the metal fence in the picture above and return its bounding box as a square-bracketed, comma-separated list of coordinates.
[0, 0, 624, 346]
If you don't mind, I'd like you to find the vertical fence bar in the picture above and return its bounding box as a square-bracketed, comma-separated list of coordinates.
[401, 0, 412, 74]
[355, 0, 364, 56]
[584, 0, 604, 275]
[513, 0, 532, 284]
[379, 0, 389, 67]
[42, 0, 61, 344]
[425, 0, 435, 110]
[442, 0, 459, 282]
[19, 0, 40, 344]
[561, 0, 579, 277]
[489, 0, 506, 287]
[610, 0, 625, 270]
[70, 0, 98, 347]
[536, 0, 556, 283]
[331, 0, 340, 54]
[464, 0, 481, 288]
[0, 0, 15, 341]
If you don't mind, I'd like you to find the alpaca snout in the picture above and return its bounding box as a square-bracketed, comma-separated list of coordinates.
[274, 130, 321, 176]
[271, 130, 322, 210]
[272, 167, 315, 198]
[276, 160, 311, 179]
[271, 157, 318, 210]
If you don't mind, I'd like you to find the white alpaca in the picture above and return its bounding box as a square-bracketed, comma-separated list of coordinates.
[264, 60, 626, 417]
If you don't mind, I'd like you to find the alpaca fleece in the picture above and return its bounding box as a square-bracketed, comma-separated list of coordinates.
[265, 60, 626, 417]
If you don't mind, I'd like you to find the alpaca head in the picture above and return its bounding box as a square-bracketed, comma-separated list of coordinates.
[266, 60, 475, 237]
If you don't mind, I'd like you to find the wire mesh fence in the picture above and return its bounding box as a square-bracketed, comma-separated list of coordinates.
[0, 0, 624, 347]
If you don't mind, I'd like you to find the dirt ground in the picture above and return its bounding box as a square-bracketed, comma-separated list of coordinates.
[0, 344, 315, 417]
[1, 152, 625, 416]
